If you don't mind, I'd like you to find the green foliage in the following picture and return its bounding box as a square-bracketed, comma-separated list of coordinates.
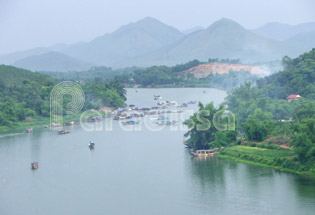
[184, 102, 236, 150]
[46, 59, 259, 90]
[256, 48, 315, 99]
[220, 145, 308, 172]
[83, 80, 126, 108]
[131, 61, 258, 89]
[291, 118, 315, 165]
[0, 65, 55, 127]
[0, 65, 126, 130]
[224, 49, 315, 168]
[242, 109, 274, 141]
[208, 58, 240, 64]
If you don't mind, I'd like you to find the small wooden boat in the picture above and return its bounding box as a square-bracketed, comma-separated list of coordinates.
[177, 103, 188, 108]
[122, 119, 140, 125]
[192, 149, 219, 158]
[89, 141, 95, 149]
[156, 120, 177, 126]
[154, 95, 162, 100]
[31, 162, 38, 170]
[87, 116, 102, 122]
[113, 115, 127, 120]
[65, 121, 75, 126]
[58, 130, 70, 135]
[26, 128, 33, 133]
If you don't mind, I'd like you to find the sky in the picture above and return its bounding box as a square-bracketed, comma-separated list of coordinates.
[0, 0, 315, 55]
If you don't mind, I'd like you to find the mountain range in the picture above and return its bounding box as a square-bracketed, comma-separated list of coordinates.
[1, 17, 315, 72]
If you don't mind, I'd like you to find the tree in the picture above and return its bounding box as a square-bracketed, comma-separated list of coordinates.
[184, 102, 236, 150]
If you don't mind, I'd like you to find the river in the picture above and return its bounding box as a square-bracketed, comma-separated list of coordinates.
[0, 88, 314, 215]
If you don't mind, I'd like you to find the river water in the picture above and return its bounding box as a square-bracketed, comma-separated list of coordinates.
[0, 88, 314, 215]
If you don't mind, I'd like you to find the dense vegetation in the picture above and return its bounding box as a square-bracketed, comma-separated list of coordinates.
[184, 102, 237, 149]
[256, 50, 315, 99]
[43, 59, 260, 90]
[185, 49, 315, 175]
[117, 60, 259, 89]
[0, 65, 126, 131]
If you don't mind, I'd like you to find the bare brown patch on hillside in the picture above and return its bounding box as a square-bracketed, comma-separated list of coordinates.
[184, 63, 268, 79]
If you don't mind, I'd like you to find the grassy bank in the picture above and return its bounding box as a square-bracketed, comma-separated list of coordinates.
[0, 111, 110, 134]
[216, 145, 315, 177]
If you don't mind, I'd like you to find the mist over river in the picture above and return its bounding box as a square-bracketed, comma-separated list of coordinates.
[0, 88, 314, 215]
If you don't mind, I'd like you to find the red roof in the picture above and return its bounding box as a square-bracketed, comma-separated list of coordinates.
[287, 94, 301, 99]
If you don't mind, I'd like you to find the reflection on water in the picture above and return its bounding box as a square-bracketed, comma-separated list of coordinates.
[0, 88, 315, 215]
[187, 156, 315, 215]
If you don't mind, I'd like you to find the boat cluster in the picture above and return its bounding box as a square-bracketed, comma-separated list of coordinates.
[113, 107, 183, 126]
[110, 96, 198, 126]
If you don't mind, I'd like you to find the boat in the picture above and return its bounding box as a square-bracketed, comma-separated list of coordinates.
[89, 141, 95, 149]
[177, 103, 188, 108]
[191, 149, 219, 158]
[87, 116, 102, 122]
[154, 95, 162, 100]
[26, 128, 33, 133]
[156, 120, 177, 126]
[122, 119, 140, 125]
[65, 121, 75, 126]
[31, 162, 38, 170]
[58, 130, 70, 135]
[113, 115, 127, 120]
[187, 101, 197, 104]
[158, 116, 169, 120]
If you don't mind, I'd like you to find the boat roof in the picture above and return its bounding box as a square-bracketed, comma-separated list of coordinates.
[196, 149, 217, 152]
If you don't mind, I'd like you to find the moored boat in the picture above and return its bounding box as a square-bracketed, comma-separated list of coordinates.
[154, 95, 162, 100]
[31, 162, 38, 170]
[156, 120, 177, 126]
[65, 121, 75, 126]
[191, 149, 219, 158]
[122, 119, 140, 125]
[89, 141, 95, 149]
[58, 130, 71, 135]
[87, 116, 102, 122]
[26, 128, 33, 133]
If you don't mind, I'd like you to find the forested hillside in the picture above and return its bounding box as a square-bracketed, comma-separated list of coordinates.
[257, 48, 315, 99]
[185, 49, 315, 174]
[0, 65, 126, 131]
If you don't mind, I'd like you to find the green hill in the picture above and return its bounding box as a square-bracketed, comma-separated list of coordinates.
[257, 48, 315, 99]
[0, 64, 54, 85]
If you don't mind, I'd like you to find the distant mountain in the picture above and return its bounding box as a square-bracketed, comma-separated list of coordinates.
[63, 17, 184, 66]
[0, 41, 86, 65]
[252, 22, 315, 41]
[0, 47, 52, 65]
[123, 18, 290, 66]
[182, 26, 204, 34]
[284, 31, 315, 53]
[13, 52, 93, 72]
[2, 18, 315, 70]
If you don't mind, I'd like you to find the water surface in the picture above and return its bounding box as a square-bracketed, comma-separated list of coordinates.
[0, 88, 314, 215]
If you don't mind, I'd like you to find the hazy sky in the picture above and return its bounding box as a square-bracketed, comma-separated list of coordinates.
[1, 0, 315, 54]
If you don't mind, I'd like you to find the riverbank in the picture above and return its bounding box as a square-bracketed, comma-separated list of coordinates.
[216, 145, 315, 177]
[0, 111, 109, 134]
[0, 114, 80, 134]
